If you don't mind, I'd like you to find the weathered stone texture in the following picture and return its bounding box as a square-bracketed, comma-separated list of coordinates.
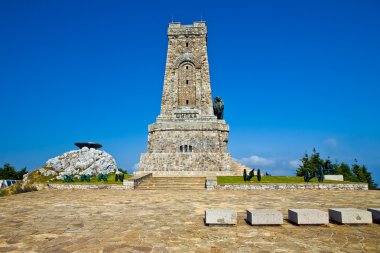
[47, 184, 125, 190]
[206, 176, 217, 190]
[139, 21, 232, 175]
[247, 209, 283, 225]
[24, 147, 117, 182]
[288, 209, 329, 225]
[123, 173, 152, 189]
[215, 183, 368, 190]
[1, 190, 380, 252]
[328, 208, 373, 224]
[205, 208, 237, 225]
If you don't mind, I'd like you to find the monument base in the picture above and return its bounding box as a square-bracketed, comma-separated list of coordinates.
[138, 152, 234, 176]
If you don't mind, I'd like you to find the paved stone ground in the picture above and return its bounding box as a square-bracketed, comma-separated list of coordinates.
[0, 189, 379, 253]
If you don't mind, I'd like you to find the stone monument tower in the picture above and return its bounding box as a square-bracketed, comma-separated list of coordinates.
[139, 21, 232, 176]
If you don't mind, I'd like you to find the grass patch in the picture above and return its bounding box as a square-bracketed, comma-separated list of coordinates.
[25, 167, 57, 184]
[0, 182, 37, 197]
[217, 176, 356, 184]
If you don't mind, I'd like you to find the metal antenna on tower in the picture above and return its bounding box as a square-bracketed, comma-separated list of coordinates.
[171, 16, 174, 23]
[201, 15, 203, 22]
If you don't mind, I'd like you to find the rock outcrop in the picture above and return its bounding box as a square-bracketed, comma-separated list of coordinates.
[26, 147, 117, 181]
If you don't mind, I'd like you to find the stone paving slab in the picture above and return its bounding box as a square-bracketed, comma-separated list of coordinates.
[0, 189, 379, 252]
[246, 209, 283, 225]
[368, 208, 380, 223]
[288, 209, 329, 225]
[205, 208, 237, 225]
[329, 208, 373, 224]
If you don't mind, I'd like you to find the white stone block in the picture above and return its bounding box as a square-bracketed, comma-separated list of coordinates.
[324, 175, 344, 181]
[205, 209, 237, 225]
[329, 208, 372, 224]
[368, 208, 380, 223]
[288, 209, 329, 225]
[247, 209, 283, 225]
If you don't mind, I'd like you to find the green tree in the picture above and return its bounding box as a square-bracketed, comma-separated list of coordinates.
[296, 148, 324, 176]
[296, 153, 309, 176]
[335, 162, 353, 181]
[0, 163, 27, 180]
[296, 153, 377, 188]
[351, 159, 377, 188]
[309, 148, 324, 172]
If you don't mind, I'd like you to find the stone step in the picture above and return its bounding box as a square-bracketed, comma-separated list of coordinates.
[140, 182, 205, 186]
[138, 185, 205, 188]
[149, 177, 205, 180]
[145, 181, 205, 185]
[142, 180, 205, 184]
[145, 180, 205, 183]
[140, 184, 205, 187]
[138, 183, 205, 187]
[138, 186, 205, 189]
[137, 177, 206, 190]
[137, 188, 205, 190]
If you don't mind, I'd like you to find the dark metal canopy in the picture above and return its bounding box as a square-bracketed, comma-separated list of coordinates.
[75, 142, 102, 149]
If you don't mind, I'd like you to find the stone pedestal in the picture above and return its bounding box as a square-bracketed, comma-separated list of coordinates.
[329, 208, 372, 224]
[288, 209, 329, 225]
[206, 176, 217, 190]
[368, 208, 380, 223]
[205, 209, 237, 225]
[247, 209, 283, 225]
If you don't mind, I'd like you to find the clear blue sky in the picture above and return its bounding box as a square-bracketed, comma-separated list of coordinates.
[1, 0, 379, 184]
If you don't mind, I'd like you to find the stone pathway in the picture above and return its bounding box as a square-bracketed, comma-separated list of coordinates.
[0, 189, 379, 252]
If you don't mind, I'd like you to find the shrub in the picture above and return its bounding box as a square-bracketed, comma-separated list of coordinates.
[0, 182, 37, 197]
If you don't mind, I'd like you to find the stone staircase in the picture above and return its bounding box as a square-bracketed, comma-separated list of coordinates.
[231, 159, 255, 176]
[137, 177, 206, 190]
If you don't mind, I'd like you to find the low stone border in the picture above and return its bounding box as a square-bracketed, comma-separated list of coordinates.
[215, 183, 368, 190]
[123, 173, 152, 189]
[206, 176, 217, 190]
[47, 184, 126, 190]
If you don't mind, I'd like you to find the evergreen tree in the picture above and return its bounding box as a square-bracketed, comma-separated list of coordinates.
[296, 152, 377, 188]
[0, 163, 27, 180]
[296, 153, 310, 176]
[296, 148, 324, 176]
[352, 159, 363, 182]
[351, 159, 377, 188]
[335, 162, 353, 181]
[309, 148, 324, 172]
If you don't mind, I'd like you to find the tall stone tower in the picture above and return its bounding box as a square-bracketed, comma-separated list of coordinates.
[139, 21, 232, 176]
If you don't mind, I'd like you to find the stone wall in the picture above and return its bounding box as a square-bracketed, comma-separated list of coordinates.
[123, 173, 152, 189]
[214, 183, 368, 191]
[47, 184, 126, 190]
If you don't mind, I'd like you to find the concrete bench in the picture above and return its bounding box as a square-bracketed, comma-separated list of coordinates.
[247, 209, 283, 225]
[329, 208, 372, 224]
[288, 209, 329, 225]
[205, 209, 237, 225]
[368, 208, 380, 223]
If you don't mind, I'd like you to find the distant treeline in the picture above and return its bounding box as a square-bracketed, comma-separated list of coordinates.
[296, 148, 377, 188]
[0, 163, 28, 180]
